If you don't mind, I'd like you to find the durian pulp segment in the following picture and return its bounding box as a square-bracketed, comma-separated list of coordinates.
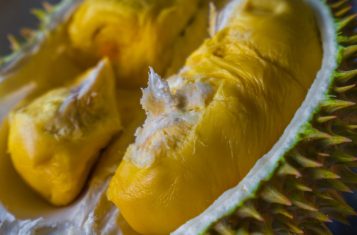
[8, 59, 121, 206]
[107, 0, 323, 234]
[68, 0, 212, 87]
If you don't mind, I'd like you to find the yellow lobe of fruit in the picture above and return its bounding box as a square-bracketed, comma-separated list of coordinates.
[8, 59, 121, 206]
[68, 0, 211, 88]
[107, 0, 323, 234]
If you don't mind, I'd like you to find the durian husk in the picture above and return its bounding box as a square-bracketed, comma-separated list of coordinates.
[174, 0, 357, 234]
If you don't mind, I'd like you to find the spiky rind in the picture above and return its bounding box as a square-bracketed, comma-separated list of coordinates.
[202, 1, 357, 234]
[0, 0, 82, 69]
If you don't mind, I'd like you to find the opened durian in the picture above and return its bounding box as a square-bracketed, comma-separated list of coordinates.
[0, 0, 356, 234]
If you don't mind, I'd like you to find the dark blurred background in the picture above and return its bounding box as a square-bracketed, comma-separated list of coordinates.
[0, 0, 356, 234]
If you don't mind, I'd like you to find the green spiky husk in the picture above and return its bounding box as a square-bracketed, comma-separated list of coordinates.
[0, 0, 81, 69]
[177, 1, 357, 234]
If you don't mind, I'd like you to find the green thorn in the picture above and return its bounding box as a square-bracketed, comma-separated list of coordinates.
[292, 198, 318, 212]
[282, 220, 304, 234]
[347, 124, 357, 130]
[335, 69, 357, 83]
[335, 5, 352, 17]
[333, 151, 357, 163]
[292, 182, 313, 192]
[302, 211, 331, 223]
[322, 200, 356, 216]
[321, 99, 355, 113]
[214, 223, 234, 235]
[7, 35, 20, 51]
[342, 45, 357, 59]
[273, 207, 293, 219]
[331, 0, 348, 9]
[338, 204, 357, 216]
[292, 152, 323, 168]
[323, 135, 352, 146]
[337, 13, 357, 31]
[261, 186, 291, 206]
[317, 192, 335, 201]
[311, 168, 341, 180]
[326, 180, 353, 193]
[323, 195, 348, 211]
[273, 207, 294, 219]
[302, 126, 330, 142]
[338, 35, 357, 44]
[278, 162, 301, 177]
[317, 115, 337, 123]
[31, 9, 47, 20]
[310, 211, 332, 223]
[237, 204, 264, 222]
[334, 84, 356, 93]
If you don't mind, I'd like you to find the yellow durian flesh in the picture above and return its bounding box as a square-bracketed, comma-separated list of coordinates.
[68, 0, 211, 87]
[8, 59, 121, 206]
[107, 0, 323, 234]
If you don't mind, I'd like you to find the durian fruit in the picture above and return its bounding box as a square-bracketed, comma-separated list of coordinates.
[0, 0, 356, 235]
[8, 59, 121, 206]
[107, 0, 324, 234]
[68, 0, 212, 87]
